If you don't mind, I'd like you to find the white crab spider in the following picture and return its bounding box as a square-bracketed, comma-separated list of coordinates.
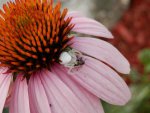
[59, 48, 85, 73]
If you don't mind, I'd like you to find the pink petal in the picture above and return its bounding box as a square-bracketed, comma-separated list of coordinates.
[10, 75, 30, 113]
[65, 11, 83, 19]
[52, 65, 104, 113]
[70, 37, 130, 74]
[40, 69, 95, 113]
[29, 93, 36, 113]
[28, 72, 52, 113]
[4, 96, 11, 108]
[0, 68, 12, 113]
[70, 16, 113, 38]
[66, 11, 113, 38]
[5, 80, 14, 108]
[59, 57, 131, 105]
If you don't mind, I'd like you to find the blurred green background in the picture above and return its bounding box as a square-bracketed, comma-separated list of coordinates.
[1, 0, 150, 113]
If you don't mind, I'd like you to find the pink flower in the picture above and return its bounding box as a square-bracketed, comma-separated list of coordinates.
[0, 0, 131, 113]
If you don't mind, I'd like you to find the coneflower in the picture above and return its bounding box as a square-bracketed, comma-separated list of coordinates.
[0, 0, 131, 113]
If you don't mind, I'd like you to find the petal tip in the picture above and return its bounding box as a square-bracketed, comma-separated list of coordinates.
[121, 62, 131, 75]
[120, 90, 132, 106]
[108, 33, 114, 39]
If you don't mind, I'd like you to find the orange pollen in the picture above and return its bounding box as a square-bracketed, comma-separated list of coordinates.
[0, 0, 74, 78]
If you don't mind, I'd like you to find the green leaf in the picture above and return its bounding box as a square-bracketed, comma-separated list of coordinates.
[144, 64, 150, 73]
[3, 108, 9, 113]
[139, 49, 150, 65]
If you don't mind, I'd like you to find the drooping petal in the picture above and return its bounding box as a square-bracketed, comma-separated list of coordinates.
[40, 69, 94, 113]
[10, 75, 30, 113]
[52, 65, 104, 113]
[70, 16, 113, 38]
[4, 96, 11, 108]
[4, 79, 14, 108]
[28, 72, 52, 113]
[65, 11, 83, 19]
[70, 37, 130, 74]
[29, 92, 36, 113]
[59, 57, 131, 105]
[0, 68, 12, 113]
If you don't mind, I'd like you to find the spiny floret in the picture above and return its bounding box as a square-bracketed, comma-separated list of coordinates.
[0, 0, 74, 78]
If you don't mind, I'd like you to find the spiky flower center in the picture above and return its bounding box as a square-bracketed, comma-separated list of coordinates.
[0, 0, 74, 78]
